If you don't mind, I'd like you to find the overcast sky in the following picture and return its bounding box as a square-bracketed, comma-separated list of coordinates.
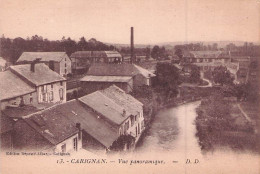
[0, 0, 259, 44]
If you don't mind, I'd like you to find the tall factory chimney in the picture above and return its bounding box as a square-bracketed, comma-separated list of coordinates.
[130, 27, 134, 64]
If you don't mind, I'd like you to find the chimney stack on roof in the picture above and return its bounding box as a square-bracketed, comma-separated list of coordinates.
[76, 123, 81, 130]
[122, 109, 126, 117]
[30, 58, 41, 72]
[30, 62, 36, 72]
[76, 122, 82, 140]
[130, 27, 134, 64]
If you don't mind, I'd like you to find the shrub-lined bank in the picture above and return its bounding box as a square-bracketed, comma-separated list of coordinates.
[195, 94, 258, 152]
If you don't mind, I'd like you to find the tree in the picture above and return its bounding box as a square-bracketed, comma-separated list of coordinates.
[234, 82, 259, 102]
[110, 135, 135, 152]
[226, 43, 237, 51]
[0, 35, 116, 63]
[175, 48, 183, 59]
[78, 37, 88, 51]
[202, 92, 232, 131]
[151, 45, 160, 59]
[160, 46, 166, 58]
[212, 43, 218, 50]
[60, 37, 77, 56]
[207, 93, 231, 119]
[207, 45, 212, 51]
[212, 66, 234, 85]
[145, 47, 151, 60]
[154, 62, 180, 99]
[189, 65, 201, 83]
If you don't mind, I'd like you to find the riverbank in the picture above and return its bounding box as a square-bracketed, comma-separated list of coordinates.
[195, 96, 259, 153]
[135, 89, 202, 148]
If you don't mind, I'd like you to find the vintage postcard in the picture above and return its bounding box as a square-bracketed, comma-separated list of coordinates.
[0, 0, 259, 173]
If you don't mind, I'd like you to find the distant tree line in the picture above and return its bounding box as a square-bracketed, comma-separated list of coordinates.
[0, 35, 116, 63]
[226, 42, 260, 57]
[205, 65, 259, 102]
[174, 42, 260, 58]
[119, 45, 174, 60]
[150, 46, 168, 59]
[120, 47, 151, 57]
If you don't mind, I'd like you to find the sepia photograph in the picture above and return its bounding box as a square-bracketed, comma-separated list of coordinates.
[0, 0, 259, 173]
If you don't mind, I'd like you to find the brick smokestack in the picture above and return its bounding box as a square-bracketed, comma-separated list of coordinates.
[130, 27, 134, 64]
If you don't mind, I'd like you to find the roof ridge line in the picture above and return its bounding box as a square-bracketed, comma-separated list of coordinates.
[22, 100, 76, 119]
[96, 91, 127, 112]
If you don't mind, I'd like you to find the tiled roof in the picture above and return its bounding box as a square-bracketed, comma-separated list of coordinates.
[100, 85, 143, 116]
[23, 100, 119, 148]
[23, 104, 79, 145]
[0, 70, 35, 101]
[0, 113, 14, 134]
[2, 105, 42, 118]
[86, 63, 155, 78]
[10, 63, 66, 86]
[134, 64, 156, 77]
[80, 75, 132, 82]
[56, 100, 119, 148]
[104, 51, 122, 58]
[79, 91, 131, 125]
[70, 51, 121, 59]
[17, 52, 69, 62]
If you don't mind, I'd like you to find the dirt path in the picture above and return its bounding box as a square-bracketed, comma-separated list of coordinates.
[237, 103, 252, 123]
[199, 72, 212, 87]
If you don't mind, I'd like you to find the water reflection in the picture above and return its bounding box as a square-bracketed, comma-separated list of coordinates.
[134, 101, 259, 173]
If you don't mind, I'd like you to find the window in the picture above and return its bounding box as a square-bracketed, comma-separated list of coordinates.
[141, 120, 145, 129]
[40, 86, 44, 93]
[39, 94, 42, 102]
[130, 116, 135, 127]
[43, 85, 47, 92]
[43, 93, 47, 102]
[119, 128, 122, 135]
[19, 97, 24, 106]
[59, 88, 64, 101]
[65, 69, 67, 74]
[51, 84, 53, 89]
[73, 137, 78, 151]
[30, 97, 33, 103]
[30, 93, 33, 104]
[60, 82, 63, 86]
[65, 63, 67, 67]
[49, 91, 53, 101]
[61, 144, 66, 153]
[125, 121, 129, 132]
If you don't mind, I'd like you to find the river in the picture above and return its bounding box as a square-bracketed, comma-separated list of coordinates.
[134, 101, 259, 174]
